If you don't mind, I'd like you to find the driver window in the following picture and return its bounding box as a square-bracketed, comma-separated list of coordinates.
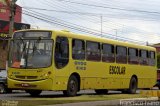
[54, 36, 69, 69]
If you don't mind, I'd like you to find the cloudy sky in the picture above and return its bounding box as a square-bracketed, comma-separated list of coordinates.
[16, 0, 160, 44]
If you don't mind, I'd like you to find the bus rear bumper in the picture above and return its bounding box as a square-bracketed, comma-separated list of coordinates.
[7, 78, 53, 90]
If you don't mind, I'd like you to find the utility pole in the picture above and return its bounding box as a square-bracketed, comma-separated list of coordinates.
[114, 29, 117, 40]
[9, 0, 17, 37]
[100, 15, 103, 37]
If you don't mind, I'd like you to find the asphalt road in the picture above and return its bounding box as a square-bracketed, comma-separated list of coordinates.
[0, 90, 122, 100]
[1, 90, 159, 106]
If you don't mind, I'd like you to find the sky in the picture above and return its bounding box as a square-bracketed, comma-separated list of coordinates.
[16, 0, 160, 45]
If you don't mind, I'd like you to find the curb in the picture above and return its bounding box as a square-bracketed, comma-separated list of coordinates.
[140, 90, 160, 97]
[41, 97, 159, 106]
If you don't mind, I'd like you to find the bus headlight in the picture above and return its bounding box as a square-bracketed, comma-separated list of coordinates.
[40, 71, 51, 79]
[40, 74, 48, 79]
[44, 73, 49, 77]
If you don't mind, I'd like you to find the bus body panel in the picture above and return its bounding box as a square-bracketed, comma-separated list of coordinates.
[7, 29, 157, 92]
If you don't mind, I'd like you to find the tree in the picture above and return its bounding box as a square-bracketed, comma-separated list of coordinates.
[157, 53, 160, 69]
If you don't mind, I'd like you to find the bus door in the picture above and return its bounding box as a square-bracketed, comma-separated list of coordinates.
[54, 36, 70, 89]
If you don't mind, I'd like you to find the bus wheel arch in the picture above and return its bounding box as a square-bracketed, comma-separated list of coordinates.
[128, 75, 138, 94]
[63, 73, 80, 97]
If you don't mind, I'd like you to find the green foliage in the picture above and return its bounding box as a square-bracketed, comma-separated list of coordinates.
[157, 53, 160, 68]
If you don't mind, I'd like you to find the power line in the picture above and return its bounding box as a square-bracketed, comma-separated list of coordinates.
[22, 6, 100, 16]
[23, 9, 146, 44]
[21, 6, 160, 22]
[55, 0, 160, 15]
[14, 0, 158, 41]
[22, 6, 160, 39]
[2, 1, 159, 42]
[39, 0, 160, 40]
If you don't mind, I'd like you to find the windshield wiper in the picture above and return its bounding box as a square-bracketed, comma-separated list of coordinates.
[19, 37, 29, 68]
[32, 37, 42, 55]
[19, 37, 24, 44]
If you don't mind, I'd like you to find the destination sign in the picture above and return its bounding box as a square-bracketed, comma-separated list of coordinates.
[13, 31, 52, 38]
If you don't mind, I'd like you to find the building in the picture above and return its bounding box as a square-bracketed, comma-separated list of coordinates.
[152, 43, 160, 53]
[0, 0, 21, 22]
[0, 0, 30, 69]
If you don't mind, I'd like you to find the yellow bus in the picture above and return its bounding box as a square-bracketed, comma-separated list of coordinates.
[7, 29, 157, 96]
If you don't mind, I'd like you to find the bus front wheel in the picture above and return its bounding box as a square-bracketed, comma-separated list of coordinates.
[63, 75, 78, 97]
[128, 77, 137, 94]
[27, 90, 42, 97]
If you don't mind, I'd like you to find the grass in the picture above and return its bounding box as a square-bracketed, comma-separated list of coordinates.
[0, 93, 151, 106]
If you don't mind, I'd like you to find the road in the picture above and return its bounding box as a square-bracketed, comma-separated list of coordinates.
[0, 90, 127, 106]
[0, 90, 159, 106]
[0, 90, 121, 100]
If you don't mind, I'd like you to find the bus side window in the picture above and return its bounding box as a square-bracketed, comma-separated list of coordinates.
[128, 48, 139, 64]
[102, 44, 115, 62]
[86, 41, 101, 61]
[139, 50, 148, 65]
[116, 46, 127, 64]
[149, 51, 155, 66]
[72, 39, 85, 60]
[54, 36, 69, 69]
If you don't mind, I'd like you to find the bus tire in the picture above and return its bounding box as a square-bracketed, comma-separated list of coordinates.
[27, 90, 42, 97]
[128, 77, 137, 94]
[0, 84, 6, 94]
[63, 75, 78, 97]
[95, 89, 108, 94]
[121, 89, 128, 94]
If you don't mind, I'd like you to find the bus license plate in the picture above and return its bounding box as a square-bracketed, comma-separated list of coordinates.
[21, 83, 29, 87]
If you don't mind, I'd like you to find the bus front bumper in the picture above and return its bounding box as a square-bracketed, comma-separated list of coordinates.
[7, 78, 53, 90]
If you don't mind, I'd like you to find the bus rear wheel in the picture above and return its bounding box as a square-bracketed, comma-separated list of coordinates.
[27, 90, 42, 97]
[128, 77, 137, 94]
[95, 89, 108, 94]
[63, 76, 78, 97]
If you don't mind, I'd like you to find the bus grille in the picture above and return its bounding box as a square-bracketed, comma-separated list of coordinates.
[15, 76, 25, 79]
[27, 76, 37, 79]
[15, 75, 38, 79]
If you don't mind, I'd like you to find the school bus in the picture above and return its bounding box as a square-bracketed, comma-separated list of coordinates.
[7, 29, 157, 97]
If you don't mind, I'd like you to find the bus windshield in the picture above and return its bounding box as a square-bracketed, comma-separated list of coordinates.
[8, 39, 53, 68]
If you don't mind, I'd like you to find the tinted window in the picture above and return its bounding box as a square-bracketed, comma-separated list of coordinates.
[116, 46, 127, 63]
[72, 39, 85, 60]
[139, 50, 148, 65]
[128, 48, 139, 64]
[86, 41, 101, 61]
[54, 36, 69, 69]
[102, 44, 115, 62]
[149, 51, 155, 66]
